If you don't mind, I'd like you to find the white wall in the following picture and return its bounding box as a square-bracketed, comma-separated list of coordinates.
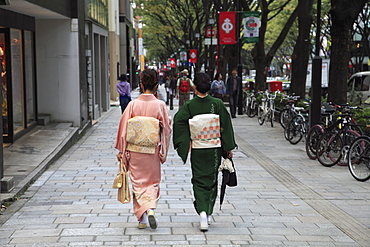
[35, 19, 81, 127]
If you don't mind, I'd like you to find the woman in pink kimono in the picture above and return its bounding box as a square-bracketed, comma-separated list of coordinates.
[115, 69, 172, 229]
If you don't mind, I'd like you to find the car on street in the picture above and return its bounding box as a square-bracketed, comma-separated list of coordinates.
[347, 71, 370, 103]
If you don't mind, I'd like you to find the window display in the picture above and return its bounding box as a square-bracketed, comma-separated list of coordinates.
[1, 28, 36, 141]
[0, 34, 8, 135]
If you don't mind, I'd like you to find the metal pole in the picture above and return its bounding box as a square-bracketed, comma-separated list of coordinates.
[237, 0, 243, 115]
[310, 0, 322, 128]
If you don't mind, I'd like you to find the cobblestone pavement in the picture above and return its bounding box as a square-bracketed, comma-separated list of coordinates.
[0, 85, 370, 246]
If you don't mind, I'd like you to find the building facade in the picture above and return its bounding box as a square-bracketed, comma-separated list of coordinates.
[0, 0, 134, 193]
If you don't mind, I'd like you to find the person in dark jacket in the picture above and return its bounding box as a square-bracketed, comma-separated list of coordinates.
[226, 69, 242, 118]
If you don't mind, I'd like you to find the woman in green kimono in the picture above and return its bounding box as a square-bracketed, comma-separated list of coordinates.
[173, 73, 236, 231]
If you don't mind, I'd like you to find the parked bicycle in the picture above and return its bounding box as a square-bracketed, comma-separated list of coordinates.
[348, 135, 370, 181]
[305, 104, 337, 160]
[316, 116, 362, 167]
[279, 94, 300, 129]
[306, 104, 362, 161]
[284, 107, 309, 144]
[258, 91, 277, 127]
[246, 90, 258, 118]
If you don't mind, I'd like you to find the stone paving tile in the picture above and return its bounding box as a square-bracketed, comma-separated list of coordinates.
[9, 237, 60, 245]
[2, 88, 370, 246]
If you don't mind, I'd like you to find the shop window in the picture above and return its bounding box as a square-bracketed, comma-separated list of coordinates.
[88, 0, 108, 27]
[0, 33, 7, 136]
[1, 28, 36, 142]
[10, 29, 25, 135]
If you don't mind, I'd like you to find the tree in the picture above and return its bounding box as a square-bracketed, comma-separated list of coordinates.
[252, 0, 300, 91]
[350, 3, 370, 73]
[327, 0, 368, 104]
[290, 0, 314, 99]
[134, 0, 207, 72]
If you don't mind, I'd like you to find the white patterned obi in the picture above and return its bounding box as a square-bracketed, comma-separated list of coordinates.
[126, 116, 160, 154]
[189, 114, 221, 149]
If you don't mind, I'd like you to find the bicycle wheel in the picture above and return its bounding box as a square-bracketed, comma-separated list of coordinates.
[305, 124, 325, 160]
[348, 136, 370, 182]
[279, 109, 294, 129]
[257, 106, 265, 125]
[248, 100, 257, 118]
[269, 109, 274, 127]
[337, 129, 361, 166]
[316, 132, 343, 167]
[243, 97, 248, 114]
[286, 115, 304, 144]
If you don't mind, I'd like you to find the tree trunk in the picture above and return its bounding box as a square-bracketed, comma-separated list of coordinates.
[328, 0, 367, 104]
[290, 0, 314, 99]
[253, 0, 268, 91]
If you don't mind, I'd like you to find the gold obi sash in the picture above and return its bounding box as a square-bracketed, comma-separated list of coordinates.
[189, 114, 221, 149]
[126, 116, 160, 154]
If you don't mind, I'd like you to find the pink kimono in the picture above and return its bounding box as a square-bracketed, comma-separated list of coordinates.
[115, 94, 172, 221]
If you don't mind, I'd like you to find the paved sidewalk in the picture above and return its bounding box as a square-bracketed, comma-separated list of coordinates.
[0, 84, 370, 246]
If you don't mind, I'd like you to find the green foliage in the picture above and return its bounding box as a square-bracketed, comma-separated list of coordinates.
[274, 92, 288, 110]
[265, 0, 298, 50]
[353, 107, 370, 133]
[134, 0, 206, 63]
[347, 90, 363, 106]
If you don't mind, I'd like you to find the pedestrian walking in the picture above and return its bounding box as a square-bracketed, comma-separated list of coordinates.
[115, 69, 172, 230]
[226, 68, 242, 118]
[211, 72, 226, 100]
[172, 72, 236, 232]
[169, 74, 177, 110]
[117, 74, 131, 113]
[164, 75, 170, 105]
[176, 69, 194, 109]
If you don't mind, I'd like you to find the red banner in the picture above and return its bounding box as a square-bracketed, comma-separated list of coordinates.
[170, 58, 176, 68]
[189, 49, 197, 63]
[219, 12, 236, 45]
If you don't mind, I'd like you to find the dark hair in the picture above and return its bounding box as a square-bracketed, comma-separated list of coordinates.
[140, 69, 158, 91]
[213, 72, 221, 81]
[119, 74, 128, 81]
[194, 73, 211, 94]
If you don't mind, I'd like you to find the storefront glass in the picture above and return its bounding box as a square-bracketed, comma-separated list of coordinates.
[10, 29, 25, 134]
[88, 0, 108, 28]
[0, 32, 7, 136]
[24, 31, 35, 126]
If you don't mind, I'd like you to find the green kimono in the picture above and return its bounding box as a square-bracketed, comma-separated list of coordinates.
[173, 95, 236, 215]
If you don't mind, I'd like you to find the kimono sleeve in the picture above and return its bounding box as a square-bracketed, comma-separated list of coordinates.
[158, 102, 172, 164]
[219, 102, 237, 151]
[115, 101, 134, 162]
[173, 104, 191, 164]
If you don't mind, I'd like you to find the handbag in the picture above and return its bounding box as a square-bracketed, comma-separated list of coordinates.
[112, 159, 130, 203]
